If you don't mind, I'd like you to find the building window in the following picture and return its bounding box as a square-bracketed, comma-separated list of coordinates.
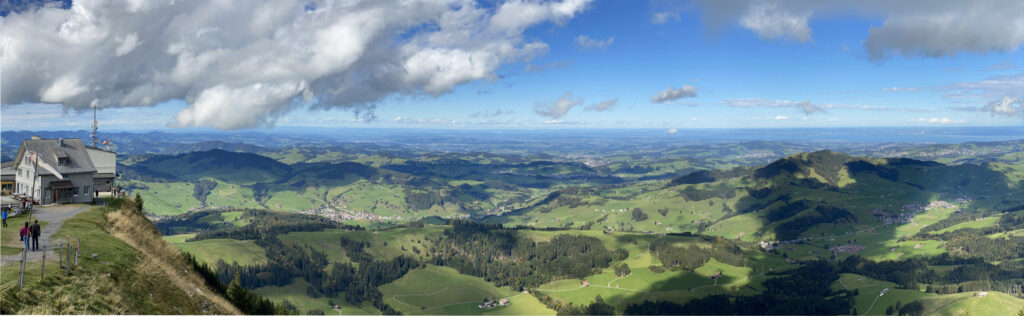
[58, 158, 69, 166]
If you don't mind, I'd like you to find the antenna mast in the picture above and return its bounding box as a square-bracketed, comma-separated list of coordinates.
[91, 104, 98, 147]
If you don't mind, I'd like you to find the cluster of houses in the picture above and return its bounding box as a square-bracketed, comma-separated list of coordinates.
[478, 298, 509, 309]
[873, 200, 963, 225]
[1, 137, 116, 205]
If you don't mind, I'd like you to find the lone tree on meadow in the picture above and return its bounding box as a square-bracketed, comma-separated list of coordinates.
[616, 263, 631, 277]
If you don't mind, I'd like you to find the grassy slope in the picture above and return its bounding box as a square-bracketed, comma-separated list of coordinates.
[380, 265, 554, 315]
[918, 291, 1024, 315]
[1, 200, 238, 314]
[130, 181, 201, 215]
[163, 233, 268, 266]
[278, 226, 445, 263]
[256, 277, 379, 315]
[205, 180, 262, 209]
[832, 273, 1024, 316]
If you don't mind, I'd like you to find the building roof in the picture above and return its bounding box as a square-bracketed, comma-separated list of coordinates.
[13, 138, 97, 175]
[84, 146, 116, 153]
[1, 161, 14, 177]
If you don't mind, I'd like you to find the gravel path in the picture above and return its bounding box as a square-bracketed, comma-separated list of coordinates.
[1, 204, 95, 266]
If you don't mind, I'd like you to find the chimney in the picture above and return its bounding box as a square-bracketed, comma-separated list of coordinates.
[31, 136, 40, 140]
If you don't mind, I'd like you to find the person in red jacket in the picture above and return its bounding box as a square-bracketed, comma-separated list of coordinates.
[20, 222, 29, 251]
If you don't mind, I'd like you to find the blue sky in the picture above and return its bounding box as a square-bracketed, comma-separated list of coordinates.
[1, 0, 1022, 131]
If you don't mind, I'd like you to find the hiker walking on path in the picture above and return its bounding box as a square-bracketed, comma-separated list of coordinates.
[2, 208, 7, 227]
[20, 222, 30, 250]
[30, 220, 41, 251]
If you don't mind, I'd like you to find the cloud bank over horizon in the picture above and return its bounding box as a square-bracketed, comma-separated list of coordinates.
[0, 0, 591, 129]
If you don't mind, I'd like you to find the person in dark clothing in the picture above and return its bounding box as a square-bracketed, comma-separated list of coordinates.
[30, 220, 41, 251]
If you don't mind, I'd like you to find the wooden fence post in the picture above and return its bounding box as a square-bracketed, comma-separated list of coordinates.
[75, 239, 80, 266]
[66, 243, 71, 274]
[41, 245, 46, 281]
[18, 246, 26, 289]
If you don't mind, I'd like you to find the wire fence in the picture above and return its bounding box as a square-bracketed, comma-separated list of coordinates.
[14, 238, 80, 289]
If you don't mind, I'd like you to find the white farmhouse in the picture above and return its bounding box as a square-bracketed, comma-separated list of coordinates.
[13, 137, 105, 204]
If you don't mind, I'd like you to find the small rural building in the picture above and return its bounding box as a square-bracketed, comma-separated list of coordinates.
[85, 146, 117, 192]
[13, 137, 98, 204]
[710, 271, 723, 280]
[582, 280, 590, 287]
[498, 298, 509, 306]
[1, 161, 14, 195]
[977, 292, 988, 297]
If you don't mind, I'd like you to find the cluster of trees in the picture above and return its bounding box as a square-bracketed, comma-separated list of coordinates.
[533, 292, 614, 315]
[154, 210, 229, 235]
[192, 179, 218, 205]
[667, 168, 752, 187]
[630, 208, 648, 222]
[838, 256, 937, 289]
[615, 263, 631, 277]
[624, 261, 853, 315]
[885, 300, 924, 316]
[431, 220, 613, 290]
[215, 238, 330, 288]
[403, 188, 443, 210]
[677, 186, 736, 201]
[946, 234, 1024, 261]
[839, 254, 1024, 296]
[182, 252, 295, 315]
[653, 237, 745, 271]
[322, 256, 418, 313]
[190, 209, 359, 241]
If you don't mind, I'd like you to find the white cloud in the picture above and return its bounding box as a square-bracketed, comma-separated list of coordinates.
[490, 0, 591, 32]
[114, 32, 139, 56]
[739, 3, 811, 42]
[584, 98, 618, 112]
[946, 72, 1024, 101]
[575, 35, 614, 49]
[695, 0, 1024, 59]
[882, 87, 919, 92]
[651, 85, 698, 103]
[665, 128, 678, 134]
[720, 98, 824, 115]
[651, 11, 681, 24]
[0, 0, 592, 129]
[914, 117, 965, 124]
[981, 96, 1024, 118]
[470, 109, 514, 118]
[534, 93, 583, 118]
[774, 115, 789, 120]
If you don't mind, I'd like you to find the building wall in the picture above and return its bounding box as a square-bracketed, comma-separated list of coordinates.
[94, 176, 116, 192]
[15, 162, 41, 201]
[15, 165, 94, 204]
